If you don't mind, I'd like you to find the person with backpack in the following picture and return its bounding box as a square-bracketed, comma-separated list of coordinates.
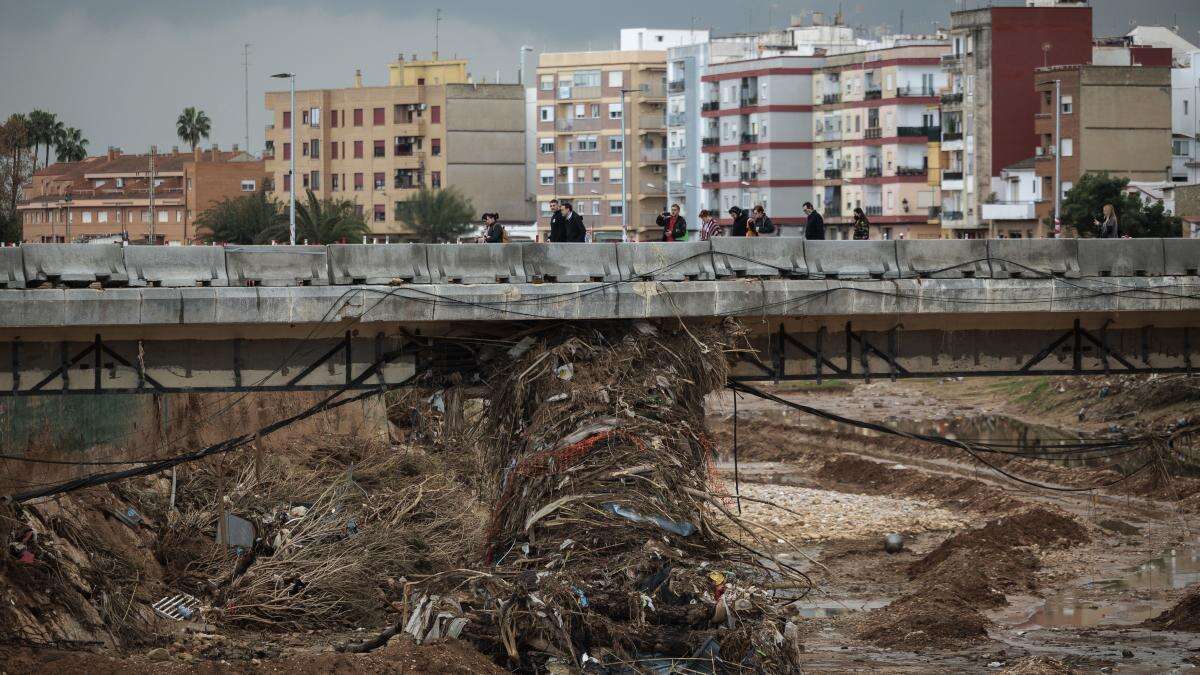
[803, 202, 825, 240]
[656, 203, 687, 242]
[852, 207, 871, 240]
[559, 201, 587, 242]
[728, 206, 750, 237]
[481, 213, 508, 243]
[749, 205, 776, 236]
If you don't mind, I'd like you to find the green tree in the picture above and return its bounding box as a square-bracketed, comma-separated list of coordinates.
[55, 127, 88, 162]
[1058, 172, 1182, 238]
[175, 106, 212, 150]
[27, 110, 58, 170]
[0, 114, 32, 235]
[256, 189, 370, 244]
[195, 189, 284, 244]
[396, 187, 476, 243]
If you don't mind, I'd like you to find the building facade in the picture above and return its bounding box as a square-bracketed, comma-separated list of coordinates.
[264, 56, 528, 240]
[940, 2, 1093, 237]
[813, 43, 947, 240]
[980, 157, 1041, 238]
[18, 146, 264, 244]
[535, 49, 670, 240]
[1032, 64, 1173, 228]
[699, 54, 823, 235]
[1172, 50, 1200, 183]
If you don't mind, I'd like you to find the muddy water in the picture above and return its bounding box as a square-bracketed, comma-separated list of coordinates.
[1014, 542, 1200, 629]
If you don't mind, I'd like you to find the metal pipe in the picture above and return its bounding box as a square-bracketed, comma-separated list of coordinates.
[620, 88, 629, 241]
[289, 75, 296, 245]
[1054, 79, 1061, 238]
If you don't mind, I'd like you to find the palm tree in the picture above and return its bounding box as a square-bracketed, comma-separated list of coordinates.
[44, 117, 65, 167]
[195, 189, 285, 244]
[55, 127, 88, 162]
[256, 190, 370, 244]
[27, 110, 54, 170]
[176, 107, 212, 150]
[397, 187, 476, 243]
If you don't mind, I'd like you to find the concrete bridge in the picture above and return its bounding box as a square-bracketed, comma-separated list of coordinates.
[0, 239, 1198, 395]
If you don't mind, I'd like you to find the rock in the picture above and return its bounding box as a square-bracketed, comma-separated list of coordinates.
[146, 648, 170, 661]
[1122, 649, 1134, 658]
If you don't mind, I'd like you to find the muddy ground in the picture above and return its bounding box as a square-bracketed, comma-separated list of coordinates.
[4, 375, 1199, 672]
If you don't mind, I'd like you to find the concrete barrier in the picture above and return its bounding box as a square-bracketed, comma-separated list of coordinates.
[328, 244, 431, 284]
[125, 245, 229, 287]
[710, 238, 807, 278]
[988, 239, 1080, 278]
[224, 245, 331, 286]
[1078, 239, 1165, 277]
[522, 243, 621, 283]
[426, 243, 525, 284]
[1164, 239, 1200, 276]
[0, 248, 24, 289]
[897, 239, 991, 279]
[616, 242, 716, 281]
[804, 241, 899, 279]
[21, 243, 129, 287]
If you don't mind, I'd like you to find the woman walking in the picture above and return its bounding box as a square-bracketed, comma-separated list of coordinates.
[1094, 204, 1119, 239]
[481, 213, 507, 243]
[852, 207, 871, 240]
[698, 210, 724, 240]
[728, 206, 750, 237]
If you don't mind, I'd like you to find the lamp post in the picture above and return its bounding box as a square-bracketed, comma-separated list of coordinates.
[61, 194, 71, 243]
[1053, 79, 1062, 239]
[271, 72, 297, 245]
[620, 88, 636, 241]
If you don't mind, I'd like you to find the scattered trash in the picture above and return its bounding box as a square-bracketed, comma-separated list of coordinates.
[153, 593, 202, 621]
[554, 363, 574, 381]
[216, 513, 256, 549]
[601, 502, 697, 537]
[508, 335, 537, 359]
[885, 533, 905, 554]
[545, 393, 569, 403]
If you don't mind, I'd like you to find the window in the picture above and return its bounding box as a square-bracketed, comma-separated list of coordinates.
[608, 70, 623, 88]
[283, 111, 291, 129]
[575, 103, 586, 118]
[576, 168, 586, 182]
[302, 172, 310, 189]
[577, 135, 597, 151]
[373, 107, 385, 125]
[1185, 100, 1190, 116]
[353, 108, 363, 126]
[609, 168, 623, 183]
[540, 106, 554, 122]
[539, 138, 554, 154]
[609, 201, 623, 216]
[302, 141, 309, 157]
[159, 210, 168, 223]
[331, 110, 339, 128]
[283, 174, 291, 192]
[311, 170, 321, 190]
[591, 200, 601, 216]
[426, 138, 440, 157]
[1062, 138, 1074, 157]
[354, 140, 364, 158]
[331, 174, 340, 191]
[539, 74, 554, 91]
[331, 142, 339, 159]
[1061, 96, 1073, 114]
[1174, 139, 1190, 156]
[241, 179, 256, 192]
[592, 168, 600, 182]
[430, 105, 441, 124]
[608, 103, 623, 119]
[283, 142, 291, 160]
[1062, 181, 1073, 198]
[97, 211, 108, 223]
[590, 104, 600, 118]
[431, 171, 441, 188]
[540, 201, 552, 215]
[374, 140, 385, 158]
[374, 204, 386, 222]
[540, 169, 555, 185]
[573, 70, 601, 88]
[310, 107, 321, 127]
[370, 172, 383, 189]
[609, 137, 623, 152]
[310, 139, 319, 159]
[354, 172, 364, 191]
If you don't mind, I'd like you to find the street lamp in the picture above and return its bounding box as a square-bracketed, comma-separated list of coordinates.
[620, 88, 637, 241]
[62, 194, 71, 243]
[271, 72, 296, 245]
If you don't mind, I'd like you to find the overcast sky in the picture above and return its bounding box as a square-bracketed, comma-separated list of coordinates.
[1, 0, 1197, 154]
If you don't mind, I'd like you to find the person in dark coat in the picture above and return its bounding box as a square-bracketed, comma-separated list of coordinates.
[803, 202, 825, 240]
[482, 213, 506, 243]
[851, 207, 871, 240]
[749, 205, 776, 236]
[560, 202, 587, 242]
[1094, 203, 1119, 239]
[728, 206, 750, 237]
[547, 199, 568, 242]
[656, 203, 687, 241]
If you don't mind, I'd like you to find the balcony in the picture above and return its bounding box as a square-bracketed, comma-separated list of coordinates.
[701, 137, 720, 148]
[825, 206, 842, 218]
[942, 210, 965, 221]
[557, 149, 602, 164]
[740, 133, 759, 144]
[898, 125, 939, 140]
[640, 148, 666, 162]
[668, 146, 687, 160]
[865, 167, 882, 178]
[941, 53, 962, 65]
[822, 93, 842, 105]
[823, 168, 842, 180]
[816, 128, 842, 142]
[701, 100, 720, 112]
[897, 86, 935, 98]
[941, 92, 964, 105]
[667, 112, 687, 127]
[556, 117, 603, 132]
[638, 83, 667, 98]
[739, 95, 759, 107]
[943, 131, 963, 142]
[865, 88, 882, 100]
[640, 114, 666, 130]
[702, 172, 720, 183]
[896, 166, 926, 177]
[928, 206, 942, 219]
[864, 127, 882, 140]
[981, 202, 1036, 221]
[572, 85, 603, 99]
[864, 206, 883, 217]
[668, 79, 686, 94]
[668, 180, 688, 194]
[943, 170, 964, 181]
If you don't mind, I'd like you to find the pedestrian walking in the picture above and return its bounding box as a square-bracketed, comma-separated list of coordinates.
[656, 203, 687, 242]
[728, 206, 750, 237]
[852, 207, 871, 240]
[698, 210, 724, 241]
[548, 199, 568, 242]
[803, 202, 825, 240]
[559, 201, 587, 242]
[748, 205, 776, 236]
[1094, 203, 1119, 239]
[481, 213, 507, 243]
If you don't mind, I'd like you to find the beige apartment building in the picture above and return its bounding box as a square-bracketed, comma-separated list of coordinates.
[264, 55, 528, 240]
[535, 50, 668, 241]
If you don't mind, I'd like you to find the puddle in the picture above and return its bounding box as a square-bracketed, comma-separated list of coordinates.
[1014, 542, 1200, 628]
[792, 599, 890, 618]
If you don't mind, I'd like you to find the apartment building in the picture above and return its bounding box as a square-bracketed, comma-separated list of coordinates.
[980, 157, 1041, 238]
[699, 54, 824, 234]
[18, 146, 264, 244]
[535, 49, 672, 240]
[264, 54, 528, 240]
[939, 1, 1093, 237]
[812, 42, 947, 240]
[1032, 64, 1173, 228]
[1171, 50, 1200, 183]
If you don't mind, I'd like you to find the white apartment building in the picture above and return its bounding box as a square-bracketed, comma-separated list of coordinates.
[1172, 51, 1200, 183]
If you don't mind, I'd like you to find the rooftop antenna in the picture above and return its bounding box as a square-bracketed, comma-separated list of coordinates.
[242, 43, 251, 153]
[899, 8, 904, 34]
[434, 8, 442, 59]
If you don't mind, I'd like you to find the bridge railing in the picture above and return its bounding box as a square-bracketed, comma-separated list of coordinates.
[1, 238, 1198, 289]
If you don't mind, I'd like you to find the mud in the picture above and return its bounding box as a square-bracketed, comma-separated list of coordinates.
[1144, 586, 1200, 632]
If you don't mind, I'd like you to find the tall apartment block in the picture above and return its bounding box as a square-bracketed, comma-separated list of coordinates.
[264, 54, 527, 241]
[813, 42, 947, 240]
[535, 49, 673, 241]
[700, 55, 824, 233]
[939, 1, 1092, 237]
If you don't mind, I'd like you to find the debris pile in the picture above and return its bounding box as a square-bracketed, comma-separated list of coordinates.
[379, 321, 806, 672]
[1143, 586, 1200, 632]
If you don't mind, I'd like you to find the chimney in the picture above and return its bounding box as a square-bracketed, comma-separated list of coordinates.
[354, 69, 363, 88]
[194, 145, 202, 162]
[107, 147, 120, 161]
[209, 143, 220, 162]
[397, 53, 405, 62]
[232, 143, 239, 153]
[172, 145, 179, 154]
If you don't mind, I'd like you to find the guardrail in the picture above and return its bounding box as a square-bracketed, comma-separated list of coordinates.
[1, 239, 1197, 289]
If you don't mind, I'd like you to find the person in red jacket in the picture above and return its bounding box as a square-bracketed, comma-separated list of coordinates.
[656, 203, 687, 241]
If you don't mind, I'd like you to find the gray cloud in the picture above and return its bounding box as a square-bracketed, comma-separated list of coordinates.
[1, 0, 1196, 153]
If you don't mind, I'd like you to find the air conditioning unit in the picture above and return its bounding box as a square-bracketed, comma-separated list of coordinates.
[418, 103, 428, 111]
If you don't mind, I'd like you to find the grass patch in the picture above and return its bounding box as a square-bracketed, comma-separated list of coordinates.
[764, 379, 856, 393]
